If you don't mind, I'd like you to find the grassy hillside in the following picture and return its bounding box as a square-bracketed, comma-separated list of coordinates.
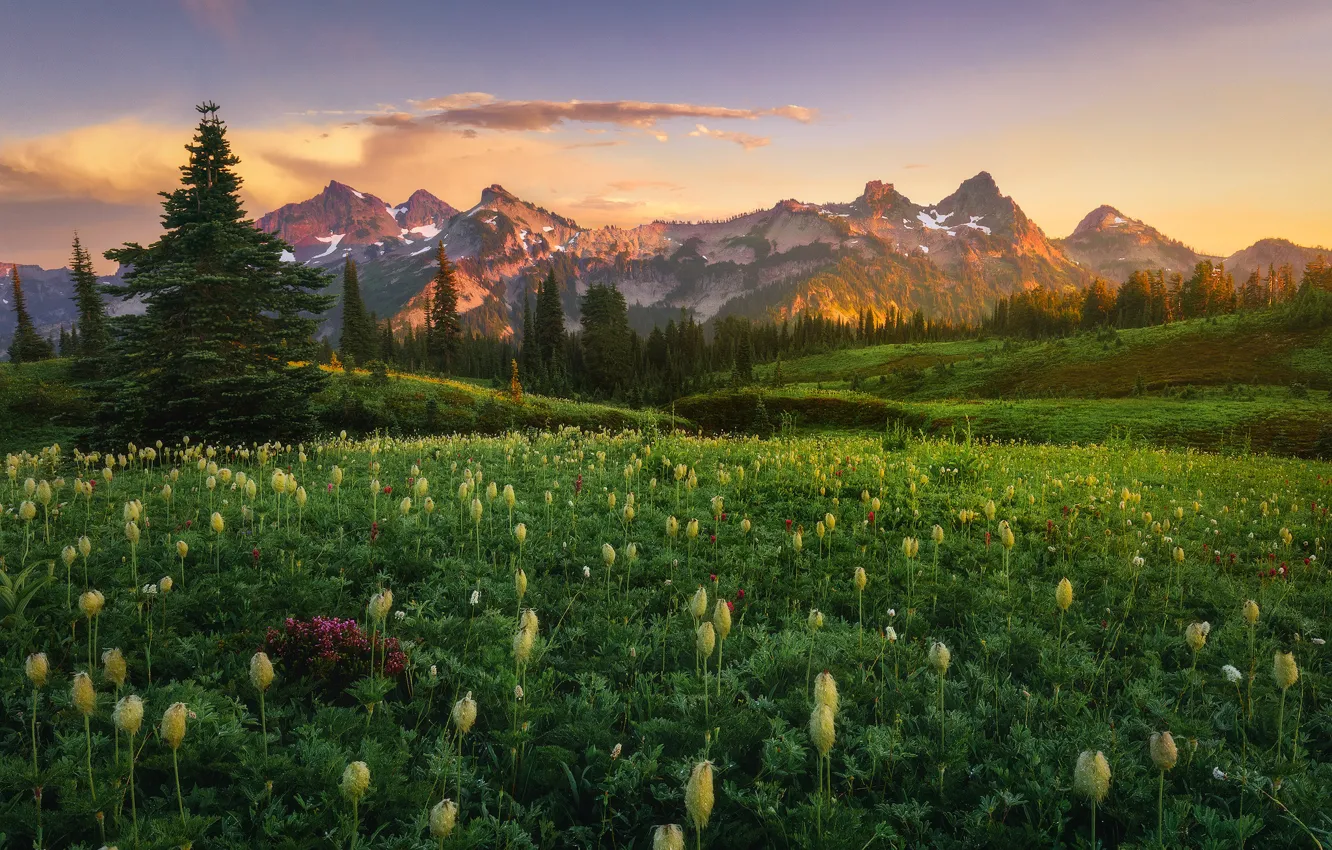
[0, 359, 88, 452]
[674, 387, 1332, 457]
[678, 312, 1332, 456]
[761, 312, 1332, 399]
[0, 361, 669, 453]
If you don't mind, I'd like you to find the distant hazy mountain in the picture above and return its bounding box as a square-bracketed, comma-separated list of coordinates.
[1222, 238, 1331, 281]
[7, 176, 1328, 350]
[1057, 205, 1208, 281]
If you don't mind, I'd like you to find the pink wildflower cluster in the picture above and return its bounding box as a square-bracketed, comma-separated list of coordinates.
[264, 616, 405, 684]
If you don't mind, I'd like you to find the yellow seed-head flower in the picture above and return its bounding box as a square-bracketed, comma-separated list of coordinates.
[24, 477, 36, 497]
[653, 824, 684, 850]
[929, 641, 951, 676]
[1185, 621, 1210, 653]
[211, 511, 224, 534]
[686, 519, 699, 540]
[520, 608, 539, 636]
[471, 498, 483, 524]
[72, 671, 96, 716]
[369, 590, 394, 623]
[332, 466, 344, 486]
[79, 589, 105, 619]
[125, 521, 140, 545]
[814, 670, 839, 713]
[1242, 599, 1259, 626]
[429, 798, 458, 838]
[486, 481, 498, 502]
[113, 693, 144, 738]
[1073, 750, 1111, 803]
[102, 647, 127, 688]
[808, 608, 824, 630]
[515, 568, 528, 599]
[250, 651, 275, 691]
[504, 483, 515, 508]
[159, 575, 173, 593]
[514, 626, 535, 664]
[19, 500, 36, 522]
[684, 761, 714, 831]
[1274, 651, 1299, 690]
[713, 599, 731, 640]
[176, 540, 189, 560]
[1056, 578, 1073, 611]
[62, 545, 77, 568]
[399, 496, 412, 515]
[932, 524, 944, 544]
[78, 535, 91, 558]
[25, 652, 49, 688]
[809, 703, 835, 756]
[854, 566, 867, 592]
[602, 543, 616, 567]
[690, 586, 708, 620]
[696, 621, 716, 657]
[36, 480, 52, 506]
[452, 691, 477, 735]
[667, 516, 679, 538]
[1149, 731, 1177, 771]
[161, 702, 187, 750]
[341, 761, 371, 801]
[296, 486, 307, 508]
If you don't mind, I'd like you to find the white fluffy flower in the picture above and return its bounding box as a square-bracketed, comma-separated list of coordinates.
[1222, 664, 1242, 684]
[470, 590, 480, 606]
[1212, 767, 1227, 781]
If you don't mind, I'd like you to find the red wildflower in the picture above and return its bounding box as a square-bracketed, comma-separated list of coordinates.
[736, 589, 746, 599]
[785, 519, 793, 530]
[383, 485, 392, 495]
[252, 548, 261, 563]
[725, 600, 734, 611]
[710, 573, 718, 582]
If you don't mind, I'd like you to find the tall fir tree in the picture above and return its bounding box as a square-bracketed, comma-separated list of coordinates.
[579, 283, 631, 395]
[6, 266, 54, 364]
[534, 268, 565, 365]
[426, 241, 461, 371]
[69, 233, 109, 378]
[734, 322, 754, 384]
[339, 259, 376, 365]
[101, 102, 332, 444]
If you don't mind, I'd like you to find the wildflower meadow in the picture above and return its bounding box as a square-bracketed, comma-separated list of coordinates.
[2, 429, 1329, 848]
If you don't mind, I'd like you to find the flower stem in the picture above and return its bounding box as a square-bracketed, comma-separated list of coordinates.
[173, 748, 185, 826]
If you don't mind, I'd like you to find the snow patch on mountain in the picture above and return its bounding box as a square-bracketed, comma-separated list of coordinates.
[311, 234, 344, 259]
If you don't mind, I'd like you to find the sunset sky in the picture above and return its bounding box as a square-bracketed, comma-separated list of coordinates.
[2, 0, 1330, 271]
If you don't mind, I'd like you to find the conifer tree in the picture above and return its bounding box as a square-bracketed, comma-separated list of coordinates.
[6, 266, 54, 364]
[534, 269, 565, 365]
[425, 241, 461, 372]
[734, 322, 754, 384]
[101, 102, 332, 444]
[339, 259, 376, 365]
[69, 234, 109, 378]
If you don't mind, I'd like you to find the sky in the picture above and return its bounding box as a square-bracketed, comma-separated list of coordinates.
[1, 0, 1330, 271]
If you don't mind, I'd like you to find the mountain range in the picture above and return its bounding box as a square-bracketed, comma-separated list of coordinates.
[3, 174, 1328, 347]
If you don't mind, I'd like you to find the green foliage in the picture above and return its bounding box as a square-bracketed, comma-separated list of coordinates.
[99, 103, 332, 445]
[338, 260, 378, 366]
[69, 234, 109, 379]
[1, 430, 1328, 848]
[5, 267, 55, 364]
[425, 242, 462, 372]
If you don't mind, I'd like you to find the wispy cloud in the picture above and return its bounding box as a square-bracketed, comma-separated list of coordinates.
[394, 94, 817, 132]
[180, 0, 245, 39]
[688, 124, 770, 151]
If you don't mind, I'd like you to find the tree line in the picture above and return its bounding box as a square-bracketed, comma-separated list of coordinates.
[987, 258, 1332, 338]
